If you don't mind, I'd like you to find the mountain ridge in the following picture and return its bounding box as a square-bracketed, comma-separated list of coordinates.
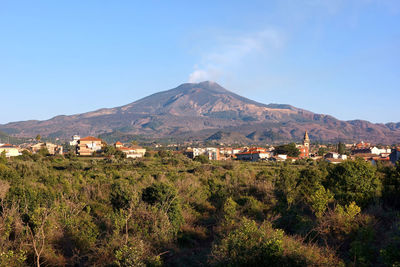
[1, 81, 399, 144]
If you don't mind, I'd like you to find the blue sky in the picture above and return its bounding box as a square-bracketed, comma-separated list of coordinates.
[0, 0, 399, 124]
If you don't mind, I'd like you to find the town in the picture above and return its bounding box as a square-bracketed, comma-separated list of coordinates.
[1, 131, 399, 165]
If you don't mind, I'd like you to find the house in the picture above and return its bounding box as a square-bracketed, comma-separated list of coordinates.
[276, 154, 287, 160]
[115, 142, 146, 158]
[370, 147, 391, 155]
[325, 152, 339, 159]
[31, 142, 63, 155]
[220, 147, 233, 155]
[355, 141, 371, 149]
[0, 144, 21, 157]
[77, 136, 103, 156]
[236, 150, 271, 161]
[206, 147, 220, 160]
[353, 146, 391, 156]
[390, 148, 400, 164]
[235, 147, 271, 161]
[184, 147, 220, 160]
[232, 148, 244, 155]
[130, 145, 146, 157]
[69, 135, 81, 146]
[324, 152, 347, 163]
[269, 154, 288, 162]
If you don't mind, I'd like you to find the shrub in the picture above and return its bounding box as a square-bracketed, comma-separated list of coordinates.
[211, 218, 343, 266]
[211, 218, 284, 266]
[142, 182, 184, 233]
[110, 180, 135, 210]
[194, 155, 209, 164]
[0, 250, 26, 267]
[327, 159, 381, 207]
[380, 221, 400, 267]
[308, 184, 334, 218]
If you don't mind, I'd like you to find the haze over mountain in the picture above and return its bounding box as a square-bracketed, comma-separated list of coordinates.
[1, 81, 399, 144]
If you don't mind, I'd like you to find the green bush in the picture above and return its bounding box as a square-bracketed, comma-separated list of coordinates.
[211, 218, 284, 266]
[212, 218, 343, 267]
[142, 182, 184, 233]
[380, 221, 400, 267]
[194, 154, 209, 164]
[327, 159, 381, 207]
[111, 180, 134, 210]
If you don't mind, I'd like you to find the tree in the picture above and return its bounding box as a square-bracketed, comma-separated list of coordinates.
[337, 142, 346, 155]
[0, 151, 6, 164]
[275, 143, 300, 157]
[142, 182, 184, 233]
[35, 134, 41, 142]
[26, 207, 51, 267]
[37, 147, 49, 157]
[103, 145, 116, 157]
[383, 162, 400, 208]
[317, 147, 327, 156]
[308, 184, 334, 218]
[326, 159, 381, 207]
[194, 154, 209, 164]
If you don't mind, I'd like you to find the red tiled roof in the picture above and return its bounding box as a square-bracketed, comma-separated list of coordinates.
[236, 151, 269, 155]
[130, 145, 144, 149]
[115, 141, 123, 145]
[80, 136, 102, 142]
[0, 144, 16, 148]
[118, 147, 132, 151]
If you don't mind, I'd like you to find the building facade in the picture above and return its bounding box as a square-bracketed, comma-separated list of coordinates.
[0, 144, 21, 157]
[77, 136, 103, 156]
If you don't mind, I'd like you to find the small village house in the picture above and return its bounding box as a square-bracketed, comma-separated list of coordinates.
[0, 144, 21, 157]
[69, 135, 81, 146]
[236, 147, 271, 161]
[352, 146, 391, 156]
[184, 147, 220, 160]
[31, 142, 63, 155]
[77, 136, 103, 156]
[114, 141, 146, 158]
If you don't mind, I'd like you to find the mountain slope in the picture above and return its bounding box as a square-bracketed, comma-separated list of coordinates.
[1, 81, 399, 144]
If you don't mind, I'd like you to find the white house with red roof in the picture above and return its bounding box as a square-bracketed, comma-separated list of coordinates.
[0, 144, 22, 157]
[114, 141, 146, 158]
[235, 147, 271, 161]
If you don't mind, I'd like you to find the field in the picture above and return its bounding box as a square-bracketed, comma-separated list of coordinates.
[0, 151, 400, 266]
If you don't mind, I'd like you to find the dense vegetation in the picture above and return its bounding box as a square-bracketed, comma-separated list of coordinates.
[0, 151, 400, 266]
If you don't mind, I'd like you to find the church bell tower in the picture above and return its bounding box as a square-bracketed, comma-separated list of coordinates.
[303, 131, 310, 148]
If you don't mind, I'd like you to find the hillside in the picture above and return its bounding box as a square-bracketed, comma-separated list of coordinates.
[1, 81, 399, 144]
